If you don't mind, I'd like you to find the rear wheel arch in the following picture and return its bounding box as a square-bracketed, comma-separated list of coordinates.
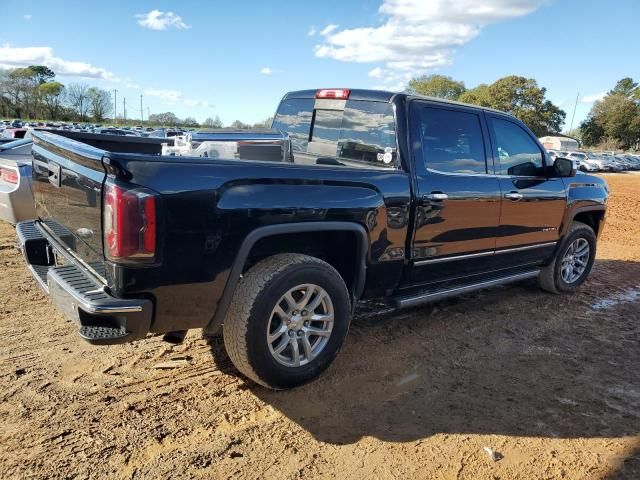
[206, 222, 369, 334]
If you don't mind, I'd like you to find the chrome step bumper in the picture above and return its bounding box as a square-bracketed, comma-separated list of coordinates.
[16, 220, 152, 345]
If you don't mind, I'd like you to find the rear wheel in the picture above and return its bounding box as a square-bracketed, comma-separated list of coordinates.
[538, 221, 596, 294]
[223, 254, 351, 389]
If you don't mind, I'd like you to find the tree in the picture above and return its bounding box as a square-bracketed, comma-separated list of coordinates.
[581, 78, 640, 149]
[458, 84, 491, 106]
[87, 87, 112, 122]
[66, 82, 90, 121]
[39, 81, 65, 119]
[202, 115, 223, 128]
[609, 77, 639, 99]
[252, 116, 273, 128]
[459, 76, 565, 136]
[182, 116, 200, 127]
[28, 65, 55, 85]
[406, 74, 466, 100]
[230, 120, 250, 129]
[148, 112, 179, 126]
[5, 68, 35, 118]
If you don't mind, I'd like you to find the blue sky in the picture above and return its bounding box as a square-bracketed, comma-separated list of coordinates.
[1, 0, 638, 129]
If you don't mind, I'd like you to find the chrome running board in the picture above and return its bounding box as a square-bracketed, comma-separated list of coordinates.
[393, 269, 540, 309]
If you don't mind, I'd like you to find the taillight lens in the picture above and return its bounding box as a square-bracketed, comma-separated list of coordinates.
[0, 167, 19, 184]
[103, 182, 157, 263]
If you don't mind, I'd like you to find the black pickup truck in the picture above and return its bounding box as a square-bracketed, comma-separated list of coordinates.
[16, 88, 608, 389]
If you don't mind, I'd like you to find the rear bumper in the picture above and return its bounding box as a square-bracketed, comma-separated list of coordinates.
[16, 220, 153, 344]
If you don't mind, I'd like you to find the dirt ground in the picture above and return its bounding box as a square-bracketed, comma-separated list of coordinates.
[1, 174, 639, 480]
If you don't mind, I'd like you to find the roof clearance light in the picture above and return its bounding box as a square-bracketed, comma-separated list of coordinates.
[316, 89, 350, 99]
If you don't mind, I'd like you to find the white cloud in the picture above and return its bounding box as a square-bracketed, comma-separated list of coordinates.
[581, 91, 606, 104]
[125, 82, 140, 89]
[144, 88, 212, 108]
[315, 0, 548, 89]
[24, 14, 32, 20]
[135, 10, 190, 30]
[308, 26, 316, 36]
[368, 67, 383, 78]
[261, 67, 273, 75]
[320, 24, 339, 36]
[0, 45, 114, 79]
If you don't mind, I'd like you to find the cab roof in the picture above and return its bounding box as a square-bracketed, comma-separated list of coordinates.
[283, 88, 511, 116]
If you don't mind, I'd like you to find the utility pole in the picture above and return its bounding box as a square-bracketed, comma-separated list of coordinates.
[140, 94, 144, 123]
[114, 89, 117, 124]
[568, 92, 579, 134]
[123, 97, 127, 122]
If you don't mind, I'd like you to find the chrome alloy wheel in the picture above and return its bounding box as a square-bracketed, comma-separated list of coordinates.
[266, 284, 334, 367]
[561, 238, 590, 284]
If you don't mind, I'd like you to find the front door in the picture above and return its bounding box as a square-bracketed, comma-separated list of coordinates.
[486, 114, 567, 267]
[408, 102, 502, 285]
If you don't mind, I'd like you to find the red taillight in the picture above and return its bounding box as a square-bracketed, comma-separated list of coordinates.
[316, 88, 350, 99]
[0, 167, 19, 184]
[103, 183, 157, 262]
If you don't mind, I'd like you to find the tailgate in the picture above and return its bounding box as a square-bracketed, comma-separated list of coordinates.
[31, 131, 106, 268]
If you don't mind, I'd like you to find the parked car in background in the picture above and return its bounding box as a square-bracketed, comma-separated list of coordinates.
[1, 127, 29, 142]
[579, 159, 599, 172]
[0, 137, 35, 224]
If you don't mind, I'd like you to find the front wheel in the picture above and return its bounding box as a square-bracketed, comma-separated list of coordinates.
[223, 254, 351, 389]
[538, 221, 596, 294]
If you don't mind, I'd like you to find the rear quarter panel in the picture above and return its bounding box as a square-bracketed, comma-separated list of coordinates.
[104, 155, 411, 332]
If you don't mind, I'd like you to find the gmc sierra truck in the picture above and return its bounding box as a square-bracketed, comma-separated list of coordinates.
[16, 88, 608, 389]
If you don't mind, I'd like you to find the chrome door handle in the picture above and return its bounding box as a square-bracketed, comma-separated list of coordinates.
[504, 192, 523, 201]
[424, 192, 449, 201]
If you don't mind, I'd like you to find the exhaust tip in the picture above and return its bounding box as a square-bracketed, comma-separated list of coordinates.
[163, 330, 188, 344]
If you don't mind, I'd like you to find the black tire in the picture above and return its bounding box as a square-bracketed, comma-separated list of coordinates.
[223, 253, 351, 389]
[538, 221, 596, 294]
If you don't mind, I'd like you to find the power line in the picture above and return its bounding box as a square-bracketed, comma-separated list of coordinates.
[568, 92, 579, 133]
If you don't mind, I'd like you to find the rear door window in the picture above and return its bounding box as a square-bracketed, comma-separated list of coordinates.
[413, 105, 487, 174]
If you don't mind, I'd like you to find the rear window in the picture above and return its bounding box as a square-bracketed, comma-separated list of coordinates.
[272, 98, 397, 169]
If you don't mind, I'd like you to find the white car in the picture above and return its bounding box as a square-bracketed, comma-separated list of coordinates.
[0, 137, 36, 225]
[579, 159, 599, 172]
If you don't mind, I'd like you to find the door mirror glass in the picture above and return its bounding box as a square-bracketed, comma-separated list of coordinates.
[553, 157, 576, 177]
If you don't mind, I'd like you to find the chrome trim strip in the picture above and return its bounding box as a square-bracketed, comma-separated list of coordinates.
[425, 167, 547, 180]
[414, 249, 494, 265]
[414, 241, 557, 265]
[395, 270, 540, 309]
[494, 241, 557, 255]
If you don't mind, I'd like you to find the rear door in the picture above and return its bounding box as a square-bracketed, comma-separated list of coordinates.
[486, 115, 566, 265]
[31, 132, 106, 266]
[408, 101, 502, 285]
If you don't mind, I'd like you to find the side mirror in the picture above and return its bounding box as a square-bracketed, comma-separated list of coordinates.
[553, 157, 576, 177]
